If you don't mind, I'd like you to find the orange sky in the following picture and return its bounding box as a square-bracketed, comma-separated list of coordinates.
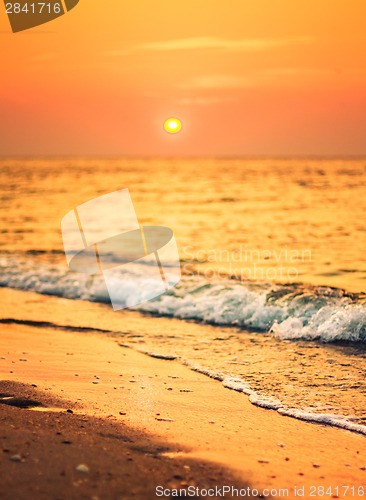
[1, 0, 366, 156]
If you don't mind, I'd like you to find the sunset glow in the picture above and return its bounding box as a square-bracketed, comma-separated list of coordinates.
[1, 1, 366, 155]
[1, 2, 366, 496]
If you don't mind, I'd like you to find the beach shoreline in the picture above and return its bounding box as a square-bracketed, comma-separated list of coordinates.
[1, 319, 365, 499]
[1, 286, 365, 436]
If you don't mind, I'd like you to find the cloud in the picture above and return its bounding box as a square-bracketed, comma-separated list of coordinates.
[177, 96, 235, 106]
[178, 75, 252, 90]
[177, 65, 363, 91]
[136, 36, 313, 53]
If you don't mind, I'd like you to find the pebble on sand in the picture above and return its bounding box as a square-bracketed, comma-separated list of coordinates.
[10, 454, 22, 462]
[76, 464, 89, 473]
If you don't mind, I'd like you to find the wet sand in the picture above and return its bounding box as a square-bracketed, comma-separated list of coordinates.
[2, 287, 366, 431]
[0, 381, 252, 500]
[0, 320, 365, 499]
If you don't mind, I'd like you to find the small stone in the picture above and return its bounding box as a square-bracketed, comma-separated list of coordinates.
[10, 454, 21, 462]
[313, 464, 320, 468]
[119, 412, 127, 415]
[277, 443, 286, 448]
[66, 409, 73, 414]
[92, 381, 99, 385]
[76, 464, 89, 473]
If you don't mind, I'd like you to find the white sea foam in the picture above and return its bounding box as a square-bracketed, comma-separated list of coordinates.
[278, 408, 366, 435]
[142, 352, 366, 436]
[222, 377, 253, 395]
[0, 255, 365, 343]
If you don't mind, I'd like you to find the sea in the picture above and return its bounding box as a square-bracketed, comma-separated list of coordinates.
[0, 157, 365, 434]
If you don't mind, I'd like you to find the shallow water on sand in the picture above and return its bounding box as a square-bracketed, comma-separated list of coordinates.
[2, 289, 366, 434]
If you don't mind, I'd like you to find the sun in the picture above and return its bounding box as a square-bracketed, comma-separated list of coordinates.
[164, 118, 182, 134]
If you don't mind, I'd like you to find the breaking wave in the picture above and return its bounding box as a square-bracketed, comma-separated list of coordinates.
[0, 254, 365, 343]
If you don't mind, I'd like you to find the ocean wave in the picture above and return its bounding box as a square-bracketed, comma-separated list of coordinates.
[0, 255, 365, 343]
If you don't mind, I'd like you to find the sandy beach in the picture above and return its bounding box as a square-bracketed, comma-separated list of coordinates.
[0, 380, 251, 500]
[2, 0, 366, 494]
[1, 293, 365, 499]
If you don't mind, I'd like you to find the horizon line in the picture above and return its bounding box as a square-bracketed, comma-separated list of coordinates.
[1, 153, 366, 160]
